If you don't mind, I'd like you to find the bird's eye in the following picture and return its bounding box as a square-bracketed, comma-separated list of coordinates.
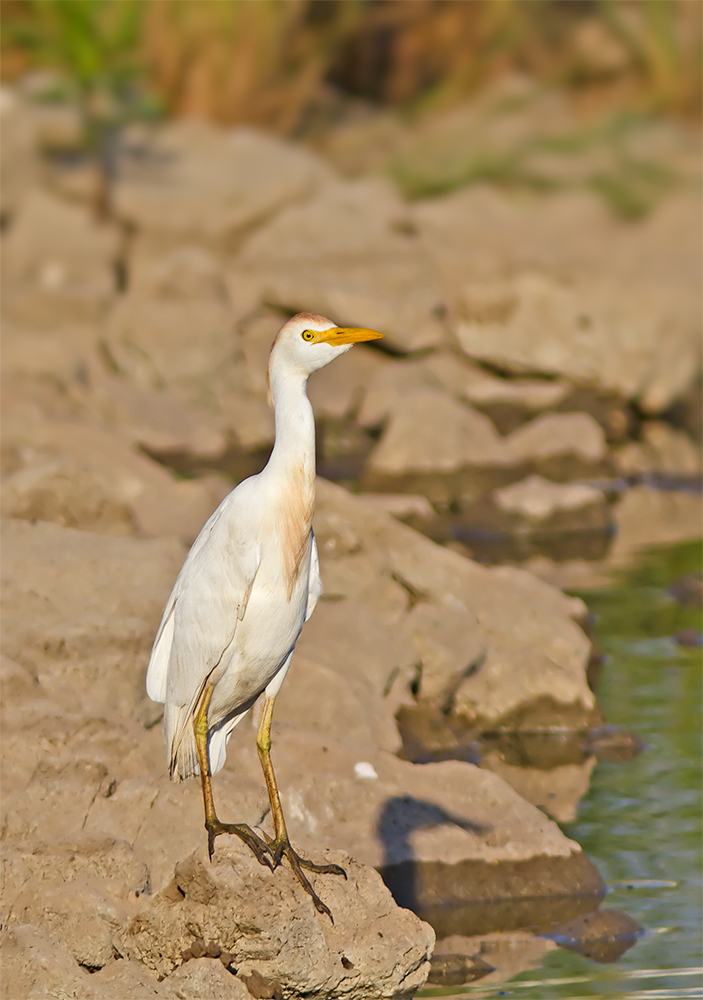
[301, 330, 315, 342]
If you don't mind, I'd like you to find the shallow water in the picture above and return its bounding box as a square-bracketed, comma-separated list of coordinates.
[417, 541, 703, 1000]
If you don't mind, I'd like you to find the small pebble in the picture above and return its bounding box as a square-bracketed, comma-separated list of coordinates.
[180, 948, 193, 962]
[676, 627, 703, 648]
[190, 939, 206, 959]
[220, 950, 234, 967]
[206, 939, 221, 958]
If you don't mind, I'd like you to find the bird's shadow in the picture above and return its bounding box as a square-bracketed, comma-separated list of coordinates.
[377, 795, 491, 912]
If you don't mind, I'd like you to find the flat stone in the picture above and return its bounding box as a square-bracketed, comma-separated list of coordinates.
[1, 422, 222, 543]
[493, 476, 605, 523]
[357, 492, 435, 521]
[1, 518, 183, 715]
[505, 412, 607, 465]
[115, 121, 329, 252]
[366, 389, 509, 475]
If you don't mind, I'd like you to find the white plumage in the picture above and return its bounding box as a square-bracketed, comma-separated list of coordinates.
[145, 314, 382, 917]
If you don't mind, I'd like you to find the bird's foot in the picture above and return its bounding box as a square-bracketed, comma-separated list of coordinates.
[267, 836, 347, 920]
[206, 819, 274, 870]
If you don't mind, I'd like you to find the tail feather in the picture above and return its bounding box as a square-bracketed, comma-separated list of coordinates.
[165, 702, 200, 782]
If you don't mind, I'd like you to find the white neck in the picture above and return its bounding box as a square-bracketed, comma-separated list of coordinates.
[265, 361, 316, 484]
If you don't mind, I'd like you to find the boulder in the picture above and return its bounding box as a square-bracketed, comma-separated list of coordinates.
[229, 178, 446, 353]
[114, 841, 434, 998]
[114, 120, 330, 253]
[2, 189, 120, 326]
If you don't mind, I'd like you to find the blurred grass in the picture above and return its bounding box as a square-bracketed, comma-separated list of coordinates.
[2, 0, 701, 133]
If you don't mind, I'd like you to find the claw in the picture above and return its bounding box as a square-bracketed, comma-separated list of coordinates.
[266, 836, 346, 920]
[206, 820, 274, 870]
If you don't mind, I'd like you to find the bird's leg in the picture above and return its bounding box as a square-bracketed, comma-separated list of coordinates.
[256, 695, 346, 918]
[194, 684, 273, 869]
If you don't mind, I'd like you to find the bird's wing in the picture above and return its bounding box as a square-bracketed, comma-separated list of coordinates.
[305, 530, 322, 621]
[146, 498, 259, 705]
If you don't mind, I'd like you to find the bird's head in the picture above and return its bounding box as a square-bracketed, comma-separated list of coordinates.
[269, 313, 383, 382]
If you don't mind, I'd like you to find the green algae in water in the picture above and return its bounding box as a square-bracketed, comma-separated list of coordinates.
[417, 541, 702, 999]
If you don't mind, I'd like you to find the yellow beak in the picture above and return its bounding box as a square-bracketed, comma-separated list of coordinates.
[315, 326, 383, 345]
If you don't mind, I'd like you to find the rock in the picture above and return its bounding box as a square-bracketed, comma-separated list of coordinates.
[1, 421, 222, 543]
[8, 877, 133, 969]
[114, 841, 434, 998]
[432, 930, 558, 987]
[421, 352, 570, 414]
[366, 389, 508, 476]
[403, 602, 486, 704]
[361, 388, 514, 504]
[357, 492, 435, 522]
[103, 292, 238, 407]
[308, 343, 389, 421]
[505, 412, 608, 470]
[416, 187, 702, 412]
[615, 421, 702, 477]
[1, 922, 176, 999]
[427, 951, 494, 986]
[2, 189, 120, 326]
[87, 373, 228, 460]
[0, 86, 44, 219]
[608, 486, 703, 567]
[669, 574, 703, 609]
[275, 598, 417, 753]
[479, 752, 598, 824]
[115, 121, 329, 253]
[129, 244, 230, 301]
[1, 460, 139, 536]
[675, 627, 703, 649]
[210, 726, 604, 901]
[480, 475, 612, 539]
[314, 479, 596, 734]
[0, 924, 93, 1000]
[166, 959, 252, 999]
[84, 958, 178, 999]
[1, 518, 183, 715]
[543, 909, 644, 963]
[1, 837, 150, 906]
[230, 178, 446, 353]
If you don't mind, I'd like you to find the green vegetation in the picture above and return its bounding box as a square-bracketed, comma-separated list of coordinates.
[2, 0, 157, 214]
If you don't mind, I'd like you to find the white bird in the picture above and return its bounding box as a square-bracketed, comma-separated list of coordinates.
[146, 313, 383, 917]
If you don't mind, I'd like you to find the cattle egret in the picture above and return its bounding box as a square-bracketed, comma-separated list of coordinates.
[146, 313, 383, 917]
